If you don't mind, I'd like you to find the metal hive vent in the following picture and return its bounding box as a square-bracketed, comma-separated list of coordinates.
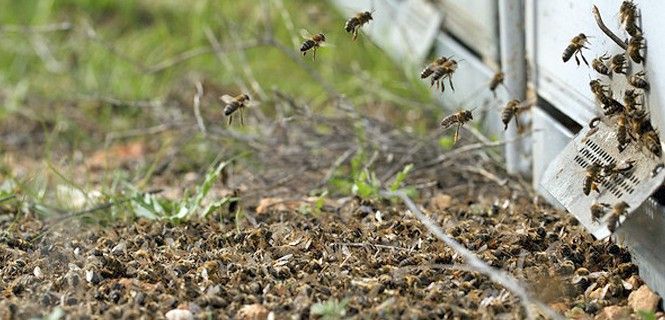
[541, 119, 665, 240]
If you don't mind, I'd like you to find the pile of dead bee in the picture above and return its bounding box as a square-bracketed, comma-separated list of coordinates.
[561, 1, 661, 233]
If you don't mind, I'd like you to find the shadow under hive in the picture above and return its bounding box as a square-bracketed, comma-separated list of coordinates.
[541, 120, 665, 239]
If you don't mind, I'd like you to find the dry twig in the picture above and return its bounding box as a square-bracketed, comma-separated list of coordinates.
[193, 81, 207, 136]
[592, 5, 628, 50]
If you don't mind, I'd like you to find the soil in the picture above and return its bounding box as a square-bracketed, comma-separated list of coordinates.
[1, 182, 663, 319]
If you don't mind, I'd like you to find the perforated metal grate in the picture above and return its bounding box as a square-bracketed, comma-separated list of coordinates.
[541, 120, 665, 239]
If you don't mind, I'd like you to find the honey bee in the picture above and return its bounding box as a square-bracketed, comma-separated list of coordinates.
[220, 94, 251, 125]
[344, 11, 373, 41]
[623, 89, 642, 114]
[627, 35, 645, 64]
[619, 1, 641, 37]
[592, 54, 611, 76]
[500, 99, 531, 130]
[628, 71, 649, 90]
[420, 56, 449, 79]
[590, 202, 610, 222]
[609, 54, 627, 75]
[617, 114, 629, 152]
[562, 33, 590, 66]
[489, 72, 505, 97]
[583, 163, 601, 196]
[600, 160, 635, 178]
[607, 201, 629, 232]
[589, 80, 623, 116]
[299, 30, 327, 60]
[641, 130, 662, 157]
[440, 109, 473, 144]
[430, 59, 458, 92]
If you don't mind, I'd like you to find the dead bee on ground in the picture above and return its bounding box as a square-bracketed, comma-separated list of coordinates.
[627, 35, 645, 64]
[220, 94, 251, 125]
[641, 130, 662, 157]
[562, 33, 590, 66]
[592, 54, 611, 76]
[489, 72, 505, 97]
[609, 54, 628, 75]
[589, 80, 623, 116]
[617, 114, 629, 152]
[501, 99, 531, 130]
[607, 201, 629, 232]
[583, 162, 602, 196]
[619, 1, 642, 37]
[430, 59, 459, 92]
[299, 30, 327, 60]
[582, 117, 602, 144]
[344, 11, 373, 41]
[628, 71, 649, 90]
[440, 109, 473, 144]
[590, 202, 610, 222]
[420, 56, 449, 79]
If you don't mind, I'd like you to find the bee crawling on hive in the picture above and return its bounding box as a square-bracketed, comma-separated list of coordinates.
[609, 54, 628, 75]
[220, 93, 251, 125]
[562, 33, 590, 66]
[583, 162, 602, 196]
[607, 201, 630, 232]
[627, 34, 646, 64]
[600, 160, 635, 178]
[299, 30, 328, 60]
[344, 10, 373, 41]
[589, 79, 623, 116]
[590, 202, 610, 222]
[628, 71, 649, 90]
[619, 0, 642, 37]
[440, 109, 474, 144]
[592, 54, 611, 76]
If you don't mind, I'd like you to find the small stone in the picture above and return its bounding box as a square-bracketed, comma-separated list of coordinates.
[33, 266, 43, 279]
[626, 275, 643, 290]
[564, 307, 591, 320]
[237, 304, 269, 320]
[165, 309, 193, 320]
[628, 285, 661, 313]
[597, 306, 632, 320]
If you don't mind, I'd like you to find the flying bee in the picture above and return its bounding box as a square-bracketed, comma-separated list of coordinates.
[619, 1, 642, 37]
[582, 117, 602, 144]
[489, 72, 505, 97]
[500, 99, 531, 131]
[627, 35, 645, 64]
[420, 56, 449, 79]
[583, 162, 602, 196]
[430, 59, 458, 92]
[592, 54, 611, 76]
[220, 94, 250, 125]
[562, 33, 590, 66]
[440, 109, 474, 144]
[641, 130, 662, 157]
[300, 30, 327, 60]
[617, 114, 629, 152]
[628, 71, 649, 90]
[609, 54, 627, 75]
[590, 202, 610, 222]
[344, 11, 373, 41]
[607, 201, 629, 233]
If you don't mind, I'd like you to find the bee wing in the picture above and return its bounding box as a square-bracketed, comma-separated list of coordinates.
[220, 95, 235, 104]
[300, 29, 313, 40]
[246, 100, 260, 107]
[319, 42, 335, 48]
